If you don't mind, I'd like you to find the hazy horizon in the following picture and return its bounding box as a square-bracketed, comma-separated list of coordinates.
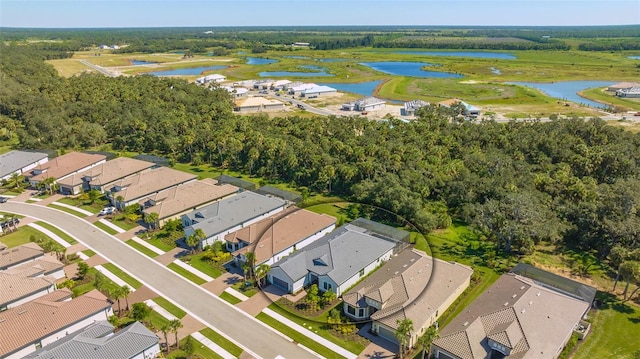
[2, 1, 639, 28]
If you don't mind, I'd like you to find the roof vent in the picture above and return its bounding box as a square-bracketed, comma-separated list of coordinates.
[529, 301, 533, 305]
[521, 309, 526, 314]
[512, 294, 517, 298]
[537, 292, 541, 296]
[503, 302, 509, 306]
[463, 321, 469, 326]
[520, 286, 525, 290]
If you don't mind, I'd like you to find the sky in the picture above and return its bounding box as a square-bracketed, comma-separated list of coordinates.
[1, 0, 639, 28]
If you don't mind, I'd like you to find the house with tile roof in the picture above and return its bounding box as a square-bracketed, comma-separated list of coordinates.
[0, 289, 113, 359]
[234, 96, 285, 112]
[56, 157, 154, 195]
[227, 207, 336, 266]
[182, 191, 286, 249]
[27, 152, 106, 193]
[0, 243, 45, 271]
[0, 150, 48, 182]
[431, 272, 592, 359]
[268, 222, 403, 295]
[105, 166, 197, 209]
[140, 178, 239, 227]
[2, 253, 65, 280]
[342, 249, 473, 347]
[0, 271, 56, 311]
[24, 320, 160, 359]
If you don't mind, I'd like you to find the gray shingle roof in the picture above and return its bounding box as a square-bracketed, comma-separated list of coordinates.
[0, 150, 48, 178]
[185, 191, 285, 237]
[25, 321, 159, 359]
[272, 223, 397, 285]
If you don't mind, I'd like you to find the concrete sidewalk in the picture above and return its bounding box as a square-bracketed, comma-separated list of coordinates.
[28, 222, 71, 248]
[191, 332, 236, 359]
[50, 201, 94, 216]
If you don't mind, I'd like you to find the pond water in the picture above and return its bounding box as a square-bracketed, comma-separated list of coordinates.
[283, 56, 309, 59]
[148, 65, 228, 76]
[628, 56, 640, 60]
[360, 61, 463, 78]
[131, 60, 158, 65]
[508, 81, 615, 108]
[394, 51, 516, 59]
[315, 58, 348, 62]
[247, 57, 278, 65]
[299, 65, 324, 70]
[318, 80, 383, 97]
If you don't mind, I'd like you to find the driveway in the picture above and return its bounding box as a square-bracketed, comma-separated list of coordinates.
[2, 201, 316, 359]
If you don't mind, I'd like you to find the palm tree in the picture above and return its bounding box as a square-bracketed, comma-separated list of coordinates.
[120, 285, 131, 311]
[395, 318, 414, 359]
[111, 286, 123, 316]
[10, 172, 20, 189]
[115, 195, 124, 211]
[255, 263, 270, 287]
[42, 176, 57, 195]
[186, 234, 200, 254]
[160, 323, 171, 352]
[169, 319, 183, 350]
[143, 212, 159, 231]
[417, 326, 439, 359]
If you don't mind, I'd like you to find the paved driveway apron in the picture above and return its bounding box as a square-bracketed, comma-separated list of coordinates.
[2, 202, 315, 359]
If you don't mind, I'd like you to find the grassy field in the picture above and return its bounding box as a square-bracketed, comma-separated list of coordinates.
[147, 309, 171, 331]
[125, 239, 159, 257]
[199, 327, 244, 358]
[102, 262, 143, 289]
[152, 296, 187, 319]
[181, 252, 223, 278]
[0, 226, 52, 248]
[581, 87, 640, 112]
[167, 262, 207, 285]
[34, 221, 78, 244]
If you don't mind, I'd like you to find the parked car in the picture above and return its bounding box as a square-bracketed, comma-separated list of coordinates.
[99, 206, 116, 216]
[0, 197, 8, 203]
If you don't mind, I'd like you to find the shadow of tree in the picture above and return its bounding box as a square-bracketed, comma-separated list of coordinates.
[596, 291, 635, 314]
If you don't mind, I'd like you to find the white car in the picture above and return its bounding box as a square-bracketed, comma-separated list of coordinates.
[99, 206, 116, 216]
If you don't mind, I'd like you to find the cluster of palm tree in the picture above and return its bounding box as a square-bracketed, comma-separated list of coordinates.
[160, 319, 183, 352]
[395, 319, 439, 359]
[239, 252, 270, 288]
[109, 285, 131, 316]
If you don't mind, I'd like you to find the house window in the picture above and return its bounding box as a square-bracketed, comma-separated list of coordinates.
[358, 308, 365, 317]
[359, 268, 365, 277]
[347, 305, 356, 315]
[35, 342, 42, 349]
[323, 282, 332, 291]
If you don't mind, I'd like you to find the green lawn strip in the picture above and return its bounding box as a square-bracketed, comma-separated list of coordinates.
[56, 197, 106, 214]
[125, 239, 159, 258]
[93, 220, 118, 235]
[102, 263, 143, 289]
[218, 291, 242, 305]
[25, 199, 37, 203]
[147, 309, 171, 331]
[267, 303, 365, 355]
[34, 221, 77, 244]
[183, 252, 223, 278]
[0, 226, 53, 248]
[231, 281, 258, 297]
[199, 328, 244, 357]
[572, 293, 640, 359]
[152, 297, 187, 319]
[0, 211, 25, 219]
[72, 267, 122, 297]
[167, 262, 206, 285]
[256, 313, 344, 359]
[82, 249, 96, 257]
[167, 336, 224, 359]
[111, 218, 139, 231]
[146, 237, 176, 252]
[47, 203, 87, 218]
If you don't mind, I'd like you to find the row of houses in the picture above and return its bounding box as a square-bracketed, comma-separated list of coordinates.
[0, 243, 161, 359]
[608, 82, 640, 98]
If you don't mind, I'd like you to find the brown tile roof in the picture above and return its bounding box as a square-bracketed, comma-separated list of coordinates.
[0, 289, 112, 358]
[141, 179, 239, 220]
[111, 166, 197, 202]
[229, 207, 336, 264]
[343, 249, 473, 334]
[30, 152, 106, 182]
[4, 254, 64, 277]
[0, 272, 56, 307]
[433, 273, 590, 359]
[0, 244, 44, 270]
[57, 157, 154, 188]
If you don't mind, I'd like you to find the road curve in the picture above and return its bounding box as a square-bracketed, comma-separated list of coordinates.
[2, 201, 316, 359]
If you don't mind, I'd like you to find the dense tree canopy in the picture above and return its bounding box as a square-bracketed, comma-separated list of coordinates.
[1, 43, 640, 258]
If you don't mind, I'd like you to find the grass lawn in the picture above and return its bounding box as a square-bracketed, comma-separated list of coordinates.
[0, 211, 25, 219]
[125, 239, 159, 257]
[572, 293, 640, 359]
[47, 203, 87, 218]
[34, 221, 77, 244]
[111, 217, 139, 231]
[218, 291, 242, 305]
[167, 335, 224, 359]
[25, 199, 38, 203]
[57, 196, 109, 214]
[72, 267, 123, 298]
[82, 249, 96, 257]
[200, 327, 244, 357]
[256, 312, 344, 359]
[0, 226, 52, 248]
[152, 297, 187, 319]
[167, 262, 207, 285]
[93, 220, 118, 235]
[147, 309, 171, 331]
[182, 252, 223, 278]
[231, 281, 258, 298]
[145, 229, 180, 251]
[267, 303, 366, 355]
[102, 263, 143, 289]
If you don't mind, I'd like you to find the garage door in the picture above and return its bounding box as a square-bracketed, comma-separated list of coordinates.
[271, 276, 289, 291]
[377, 325, 398, 344]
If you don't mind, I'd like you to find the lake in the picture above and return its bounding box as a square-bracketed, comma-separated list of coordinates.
[360, 61, 463, 78]
[315, 58, 348, 62]
[629, 56, 640, 60]
[131, 60, 158, 65]
[508, 81, 615, 108]
[247, 57, 278, 65]
[394, 51, 516, 59]
[259, 65, 334, 77]
[148, 65, 228, 76]
[283, 56, 309, 59]
[318, 81, 383, 97]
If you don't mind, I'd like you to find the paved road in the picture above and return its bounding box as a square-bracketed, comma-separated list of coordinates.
[80, 60, 119, 77]
[2, 201, 316, 359]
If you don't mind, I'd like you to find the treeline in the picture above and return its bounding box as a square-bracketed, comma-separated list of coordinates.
[1, 44, 640, 260]
[373, 39, 571, 51]
[578, 41, 640, 51]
